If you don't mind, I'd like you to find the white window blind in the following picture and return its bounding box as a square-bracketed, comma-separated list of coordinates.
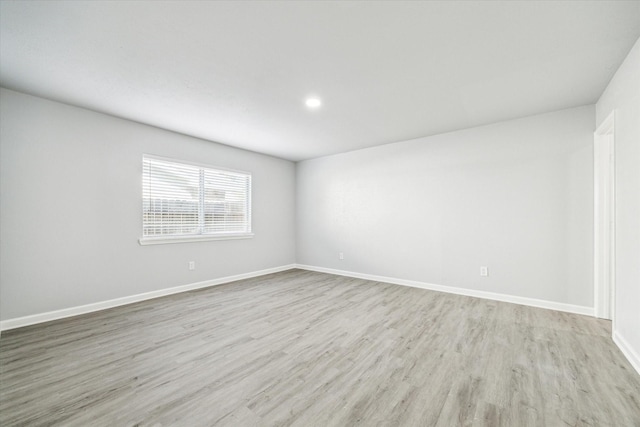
[141, 155, 252, 243]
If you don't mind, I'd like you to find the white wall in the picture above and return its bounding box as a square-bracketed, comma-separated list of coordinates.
[0, 88, 296, 321]
[297, 106, 594, 309]
[596, 37, 640, 370]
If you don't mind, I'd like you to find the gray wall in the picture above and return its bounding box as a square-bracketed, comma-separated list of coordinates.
[596, 38, 640, 362]
[0, 88, 296, 321]
[297, 105, 594, 307]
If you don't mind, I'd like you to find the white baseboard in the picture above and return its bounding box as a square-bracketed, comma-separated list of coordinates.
[295, 264, 595, 316]
[613, 329, 640, 376]
[0, 263, 597, 332]
[0, 264, 296, 331]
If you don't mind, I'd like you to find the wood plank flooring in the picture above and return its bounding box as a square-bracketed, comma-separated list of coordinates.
[1, 269, 639, 426]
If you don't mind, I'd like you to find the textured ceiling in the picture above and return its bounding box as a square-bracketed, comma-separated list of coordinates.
[1, 1, 639, 160]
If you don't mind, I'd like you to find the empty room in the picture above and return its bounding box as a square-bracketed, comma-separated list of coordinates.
[1, 1, 639, 425]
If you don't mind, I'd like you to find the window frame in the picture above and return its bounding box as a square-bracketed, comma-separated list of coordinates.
[139, 154, 253, 245]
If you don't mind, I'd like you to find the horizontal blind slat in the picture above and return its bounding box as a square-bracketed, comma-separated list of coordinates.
[142, 156, 251, 237]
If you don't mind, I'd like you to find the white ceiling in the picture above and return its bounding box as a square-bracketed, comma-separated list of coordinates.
[1, 1, 639, 161]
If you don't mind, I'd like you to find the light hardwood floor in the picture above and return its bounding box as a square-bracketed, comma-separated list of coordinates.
[1, 269, 639, 426]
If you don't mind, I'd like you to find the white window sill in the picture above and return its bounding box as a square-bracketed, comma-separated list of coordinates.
[139, 233, 254, 245]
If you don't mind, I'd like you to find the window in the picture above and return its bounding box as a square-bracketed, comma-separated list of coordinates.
[140, 155, 252, 244]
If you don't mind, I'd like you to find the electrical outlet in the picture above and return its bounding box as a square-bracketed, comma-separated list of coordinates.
[339, 252, 344, 260]
[188, 261, 195, 270]
[480, 266, 488, 277]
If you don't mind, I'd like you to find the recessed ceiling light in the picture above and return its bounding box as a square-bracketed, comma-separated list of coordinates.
[305, 97, 322, 108]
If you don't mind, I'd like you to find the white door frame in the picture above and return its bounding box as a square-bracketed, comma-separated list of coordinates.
[594, 111, 615, 320]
